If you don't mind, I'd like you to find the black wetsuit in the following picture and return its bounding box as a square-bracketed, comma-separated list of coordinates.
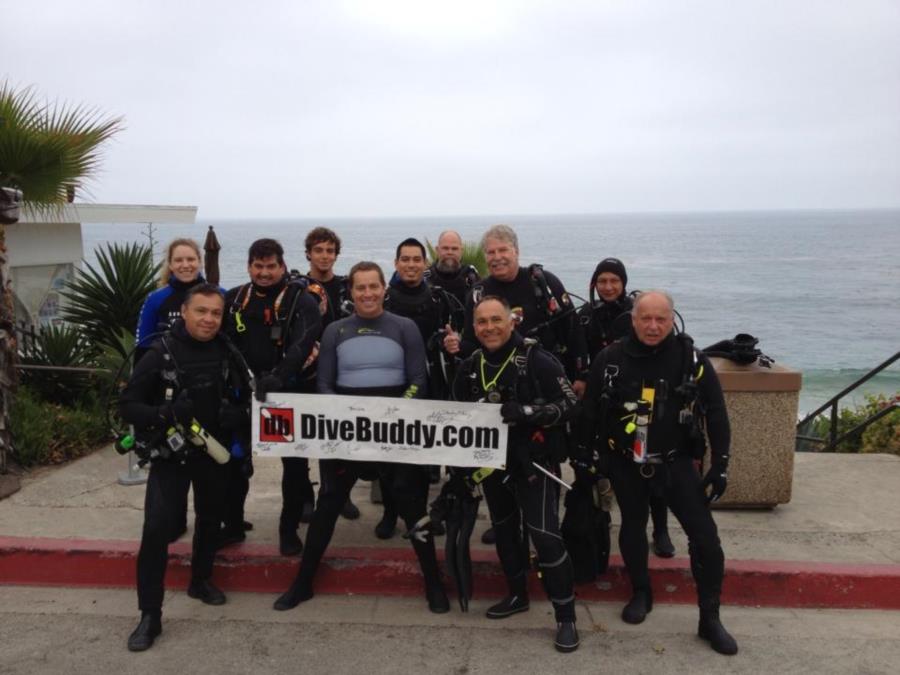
[135, 276, 208, 364]
[459, 266, 586, 381]
[575, 293, 671, 539]
[318, 275, 349, 327]
[576, 295, 634, 370]
[224, 276, 323, 537]
[424, 263, 479, 321]
[279, 311, 440, 600]
[385, 277, 454, 398]
[453, 332, 578, 622]
[579, 330, 730, 607]
[119, 321, 250, 613]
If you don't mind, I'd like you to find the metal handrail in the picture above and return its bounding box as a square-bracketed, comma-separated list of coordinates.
[796, 350, 899, 452]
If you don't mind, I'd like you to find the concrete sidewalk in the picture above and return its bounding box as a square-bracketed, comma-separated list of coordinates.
[2, 586, 899, 674]
[1, 449, 899, 608]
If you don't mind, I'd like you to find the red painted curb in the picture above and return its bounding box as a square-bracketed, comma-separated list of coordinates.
[1, 536, 899, 609]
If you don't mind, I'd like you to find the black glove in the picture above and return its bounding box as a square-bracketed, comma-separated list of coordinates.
[500, 401, 529, 424]
[255, 373, 283, 402]
[160, 390, 194, 428]
[701, 457, 729, 504]
[219, 400, 249, 432]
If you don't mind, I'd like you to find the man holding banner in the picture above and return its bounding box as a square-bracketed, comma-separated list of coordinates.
[272, 261, 451, 613]
[452, 295, 580, 653]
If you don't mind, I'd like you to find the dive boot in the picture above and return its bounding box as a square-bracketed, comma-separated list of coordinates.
[698, 601, 739, 655]
[187, 579, 226, 606]
[375, 511, 398, 539]
[652, 530, 676, 558]
[273, 579, 314, 611]
[481, 526, 496, 545]
[486, 594, 530, 619]
[554, 621, 579, 653]
[127, 612, 161, 652]
[341, 498, 361, 520]
[426, 583, 450, 614]
[621, 588, 653, 624]
[279, 529, 304, 556]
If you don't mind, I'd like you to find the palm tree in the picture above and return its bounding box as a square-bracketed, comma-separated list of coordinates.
[0, 82, 122, 480]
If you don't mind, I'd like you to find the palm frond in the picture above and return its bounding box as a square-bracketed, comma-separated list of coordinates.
[0, 81, 123, 205]
[60, 242, 159, 358]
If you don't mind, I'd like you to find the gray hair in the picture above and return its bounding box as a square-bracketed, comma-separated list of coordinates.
[633, 289, 675, 313]
[480, 224, 519, 252]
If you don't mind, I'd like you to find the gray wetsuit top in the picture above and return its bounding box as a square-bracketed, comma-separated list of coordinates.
[317, 311, 427, 399]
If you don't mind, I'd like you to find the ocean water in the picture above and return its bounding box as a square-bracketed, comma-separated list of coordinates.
[83, 209, 900, 416]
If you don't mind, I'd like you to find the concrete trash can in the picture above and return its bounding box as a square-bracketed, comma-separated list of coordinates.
[705, 357, 802, 508]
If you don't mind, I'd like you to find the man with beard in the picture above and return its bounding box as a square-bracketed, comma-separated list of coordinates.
[423, 230, 480, 313]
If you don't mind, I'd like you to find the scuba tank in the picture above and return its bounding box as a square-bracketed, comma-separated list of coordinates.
[186, 419, 231, 464]
[626, 399, 652, 464]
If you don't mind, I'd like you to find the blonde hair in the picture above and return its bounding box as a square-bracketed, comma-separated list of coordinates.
[160, 238, 202, 286]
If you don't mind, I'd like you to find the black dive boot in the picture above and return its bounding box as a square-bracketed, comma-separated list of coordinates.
[486, 572, 529, 619]
[698, 599, 738, 655]
[412, 535, 450, 613]
[554, 621, 579, 653]
[279, 529, 304, 556]
[652, 530, 676, 558]
[622, 587, 653, 624]
[273, 573, 314, 611]
[127, 611, 161, 652]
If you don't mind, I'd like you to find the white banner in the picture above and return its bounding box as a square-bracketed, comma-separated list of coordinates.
[252, 394, 508, 469]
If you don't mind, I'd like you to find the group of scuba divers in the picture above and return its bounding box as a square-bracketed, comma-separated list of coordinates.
[120, 223, 738, 656]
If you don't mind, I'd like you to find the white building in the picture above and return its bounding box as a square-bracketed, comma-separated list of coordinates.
[6, 203, 197, 326]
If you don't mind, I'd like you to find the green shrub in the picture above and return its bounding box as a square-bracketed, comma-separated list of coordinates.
[61, 242, 158, 359]
[10, 386, 111, 466]
[802, 393, 900, 455]
[18, 323, 100, 403]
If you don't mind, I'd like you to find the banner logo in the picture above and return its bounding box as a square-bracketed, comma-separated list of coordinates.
[259, 407, 294, 442]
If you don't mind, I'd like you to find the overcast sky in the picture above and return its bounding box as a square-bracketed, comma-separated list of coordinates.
[4, 0, 899, 218]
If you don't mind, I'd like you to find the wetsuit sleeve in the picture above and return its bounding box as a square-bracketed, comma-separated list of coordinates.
[697, 352, 730, 461]
[275, 291, 323, 385]
[545, 270, 587, 381]
[451, 357, 474, 402]
[527, 348, 578, 427]
[316, 322, 338, 394]
[134, 288, 168, 363]
[458, 289, 479, 359]
[578, 346, 611, 450]
[401, 318, 428, 399]
[572, 305, 591, 381]
[119, 346, 167, 431]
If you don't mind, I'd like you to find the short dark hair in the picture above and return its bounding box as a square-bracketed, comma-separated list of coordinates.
[248, 238, 285, 266]
[183, 283, 225, 306]
[395, 237, 426, 261]
[348, 261, 386, 288]
[305, 227, 341, 255]
[474, 294, 511, 313]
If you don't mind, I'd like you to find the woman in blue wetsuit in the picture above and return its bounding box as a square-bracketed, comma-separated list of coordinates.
[135, 238, 207, 364]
